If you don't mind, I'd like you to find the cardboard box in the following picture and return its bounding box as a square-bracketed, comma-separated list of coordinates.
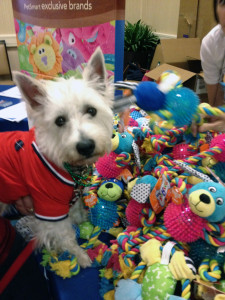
[150, 38, 201, 70]
[195, 72, 207, 95]
[177, 0, 216, 41]
[196, 0, 217, 41]
[177, 0, 217, 41]
[177, 0, 198, 38]
[146, 63, 196, 89]
[193, 278, 225, 299]
[146, 63, 207, 101]
[147, 38, 208, 100]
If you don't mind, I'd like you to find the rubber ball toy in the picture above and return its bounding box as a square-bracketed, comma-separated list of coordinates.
[210, 134, 225, 162]
[164, 87, 199, 127]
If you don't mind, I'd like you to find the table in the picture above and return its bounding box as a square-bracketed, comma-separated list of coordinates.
[0, 85, 28, 132]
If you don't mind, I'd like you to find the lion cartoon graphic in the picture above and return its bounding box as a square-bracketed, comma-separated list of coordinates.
[28, 32, 62, 79]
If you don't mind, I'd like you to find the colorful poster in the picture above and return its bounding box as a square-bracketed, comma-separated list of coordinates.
[12, 0, 125, 82]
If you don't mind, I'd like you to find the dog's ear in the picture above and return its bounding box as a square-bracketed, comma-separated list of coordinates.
[83, 46, 106, 83]
[13, 72, 46, 108]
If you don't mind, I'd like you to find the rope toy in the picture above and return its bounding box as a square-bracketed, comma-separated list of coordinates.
[41, 249, 80, 279]
[198, 259, 221, 282]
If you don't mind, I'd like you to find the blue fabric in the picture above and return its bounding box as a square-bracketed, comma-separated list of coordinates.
[43, 232, 114, 300]
[47, 266, 102, 300]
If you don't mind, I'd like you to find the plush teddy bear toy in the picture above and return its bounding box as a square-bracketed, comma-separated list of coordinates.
[88, 178, 124, 230]
[164, 181, 225, 243]
[188, 181, 225, 223]
[95, 132, 134, 178]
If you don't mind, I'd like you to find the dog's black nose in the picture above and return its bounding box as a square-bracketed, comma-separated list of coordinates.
[199, 193, 210, 204]
[76, 139, 95, 157]
[105, 183, 113, 189]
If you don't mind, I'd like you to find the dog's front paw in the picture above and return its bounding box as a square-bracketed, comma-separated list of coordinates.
[76, 249, 92, 268]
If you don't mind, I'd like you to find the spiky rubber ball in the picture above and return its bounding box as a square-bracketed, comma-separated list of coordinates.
[164, 200, 207, 243]
[95, 152, 121, 178]
[165, 87, 199, 127]
[210, 134, 225, 162]
[126, 199, 149, 228]
[173, 143, 198, 160]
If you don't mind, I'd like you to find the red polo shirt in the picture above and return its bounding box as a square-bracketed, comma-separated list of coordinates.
[0, 129, 75, 221]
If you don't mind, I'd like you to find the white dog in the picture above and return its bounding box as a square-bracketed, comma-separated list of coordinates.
[0, 47, 114, 268]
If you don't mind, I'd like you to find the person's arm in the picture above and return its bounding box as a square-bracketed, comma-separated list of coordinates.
[206, 82, 224, 106]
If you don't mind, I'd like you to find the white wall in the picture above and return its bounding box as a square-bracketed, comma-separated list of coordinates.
[125, 0, 180, 39]
[0, 0, 17, 45]
[0, 0, 20, 71]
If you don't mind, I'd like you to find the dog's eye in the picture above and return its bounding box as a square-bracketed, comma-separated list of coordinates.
[86, 107, 97, 117]
[216, 197, 224, 205]
[209, 187, 216, 193]
[55, 116, 66, 127]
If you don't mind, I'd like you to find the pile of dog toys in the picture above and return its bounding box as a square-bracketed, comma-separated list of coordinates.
[32, 71, 225, 299]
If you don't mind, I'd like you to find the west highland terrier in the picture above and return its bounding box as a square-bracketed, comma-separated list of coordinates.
[0, 47, 114, 268]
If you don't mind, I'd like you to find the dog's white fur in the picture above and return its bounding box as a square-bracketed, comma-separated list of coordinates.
[1, 47, 114, 268]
